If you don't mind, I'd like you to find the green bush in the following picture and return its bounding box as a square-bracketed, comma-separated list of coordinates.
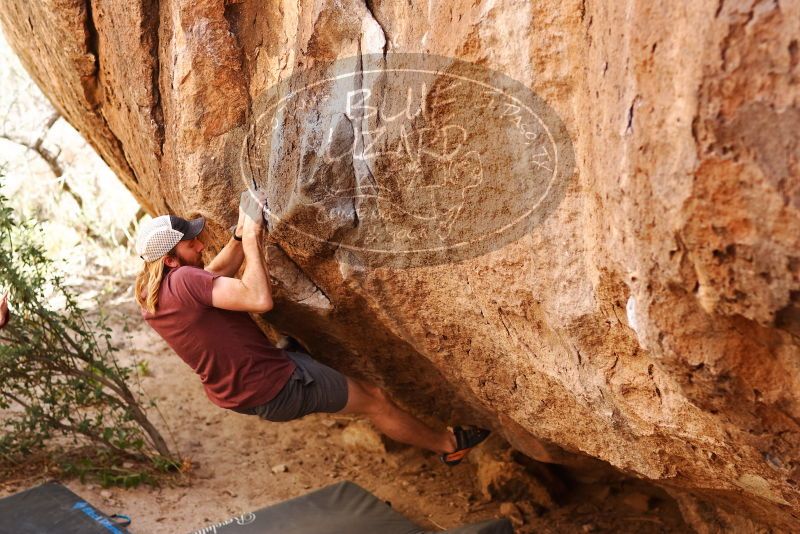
[0, 185, 177, 481]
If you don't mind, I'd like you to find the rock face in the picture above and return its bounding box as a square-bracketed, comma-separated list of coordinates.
[2, 0, 799, 530]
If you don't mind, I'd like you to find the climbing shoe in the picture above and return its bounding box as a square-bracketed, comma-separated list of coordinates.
[439, 425, 491, 466]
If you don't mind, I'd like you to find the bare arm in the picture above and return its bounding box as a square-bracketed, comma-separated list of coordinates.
[204, 235, 244, 277]
[210, 192, 273, 313]
[204, 200, 247, 276]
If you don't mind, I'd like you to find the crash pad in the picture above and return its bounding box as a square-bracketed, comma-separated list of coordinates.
[0, 481, 129, 534]
[190, 480, 512, 534]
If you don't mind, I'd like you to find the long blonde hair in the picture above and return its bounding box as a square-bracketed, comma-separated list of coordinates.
[134, 250, 175, 314]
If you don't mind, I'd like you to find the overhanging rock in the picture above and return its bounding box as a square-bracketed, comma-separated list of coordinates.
[1, 0, 798, 530]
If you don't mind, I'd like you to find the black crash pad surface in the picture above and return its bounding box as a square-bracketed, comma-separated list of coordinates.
[0, 481, 129, 534]
[190, 481, 513, 534]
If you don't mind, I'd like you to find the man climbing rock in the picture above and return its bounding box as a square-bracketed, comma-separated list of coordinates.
[134, 191, 489, 465]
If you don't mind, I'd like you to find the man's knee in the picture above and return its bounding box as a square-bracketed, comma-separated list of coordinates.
[358, 381, 379, 397]
[346, 378, 391, 415]
[364, 383, 390, 409]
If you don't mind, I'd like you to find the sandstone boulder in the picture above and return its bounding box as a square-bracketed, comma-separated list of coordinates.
[2, 0, 798, 530]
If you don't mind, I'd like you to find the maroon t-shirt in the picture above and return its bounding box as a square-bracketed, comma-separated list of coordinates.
[141, 266, 296, 410]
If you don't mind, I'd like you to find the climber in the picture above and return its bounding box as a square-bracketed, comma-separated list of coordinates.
[133, 191, 489, 465]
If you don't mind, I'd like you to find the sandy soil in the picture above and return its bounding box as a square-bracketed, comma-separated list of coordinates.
[0, 281, 690, 533]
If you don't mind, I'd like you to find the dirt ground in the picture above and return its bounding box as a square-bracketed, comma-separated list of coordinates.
[0, 279, 690, 533]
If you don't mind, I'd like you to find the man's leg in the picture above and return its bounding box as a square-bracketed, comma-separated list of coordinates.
[338, 377, 457, 454]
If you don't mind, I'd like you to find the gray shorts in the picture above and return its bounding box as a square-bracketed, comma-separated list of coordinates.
[235, 351, 349, 422]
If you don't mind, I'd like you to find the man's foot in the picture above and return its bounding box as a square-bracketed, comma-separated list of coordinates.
[439, 425, 491, 466]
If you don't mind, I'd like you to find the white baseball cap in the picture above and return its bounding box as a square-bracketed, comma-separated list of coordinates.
[135, 215, 205, 262]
